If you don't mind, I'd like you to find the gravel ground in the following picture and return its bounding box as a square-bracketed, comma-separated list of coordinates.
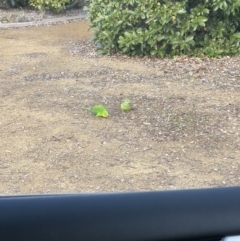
[0, 5, 87, 28]
[0, 12, 240, 195]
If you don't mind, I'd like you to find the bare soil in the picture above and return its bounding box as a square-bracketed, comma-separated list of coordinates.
[0, 20, 240, 195]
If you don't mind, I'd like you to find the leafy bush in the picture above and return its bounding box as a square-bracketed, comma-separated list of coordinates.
[0, 0, 7, 7]
[29, 0, 74, 11]
[1, 0, 29, 7]
[89, 0, 240, 57]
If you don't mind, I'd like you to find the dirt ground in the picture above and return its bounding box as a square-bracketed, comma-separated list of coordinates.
[0, 21, 240, 195]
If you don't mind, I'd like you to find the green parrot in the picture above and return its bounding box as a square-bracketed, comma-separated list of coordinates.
[121, 98, 132, 111]
[83, 105, 109, 118]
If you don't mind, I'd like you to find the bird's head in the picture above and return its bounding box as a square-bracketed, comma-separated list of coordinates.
[97, 110, 108, 118]
[102, 111, 109, 118]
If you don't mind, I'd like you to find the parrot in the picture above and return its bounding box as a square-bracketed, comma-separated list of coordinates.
[121, 98, 132, 111]
[83, 105, 108, 118]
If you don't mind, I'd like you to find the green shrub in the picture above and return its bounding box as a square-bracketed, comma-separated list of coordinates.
[0, 0, 7, 7]
[29, 0, 72, 11]
[1, 0, 29, 8]
[89, 0, 240, 57]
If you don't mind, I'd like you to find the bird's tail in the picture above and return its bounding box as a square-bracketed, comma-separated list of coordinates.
[82, 107, 92, 112]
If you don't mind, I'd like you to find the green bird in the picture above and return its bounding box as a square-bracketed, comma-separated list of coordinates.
[121, 98, 132, 111]
[83, 105, 108, 118]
